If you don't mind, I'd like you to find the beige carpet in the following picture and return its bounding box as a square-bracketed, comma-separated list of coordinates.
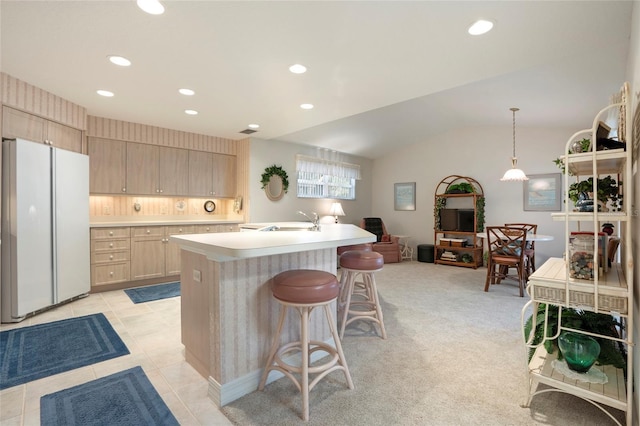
[221, 262, 626, 425]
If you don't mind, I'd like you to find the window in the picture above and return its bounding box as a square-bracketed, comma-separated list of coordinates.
[295, 154, 360, 200]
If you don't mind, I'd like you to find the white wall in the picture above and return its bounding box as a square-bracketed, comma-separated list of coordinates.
[371, 125, 576, 266]
[247, 137, 373, 226]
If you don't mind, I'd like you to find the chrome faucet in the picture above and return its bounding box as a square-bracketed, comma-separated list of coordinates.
[297, 210, 320, 231]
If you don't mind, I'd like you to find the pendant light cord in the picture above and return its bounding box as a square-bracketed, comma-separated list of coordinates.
[510, 107, 519, 158]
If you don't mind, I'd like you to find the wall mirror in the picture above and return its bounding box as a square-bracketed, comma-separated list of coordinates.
[265, 175, 285, 201]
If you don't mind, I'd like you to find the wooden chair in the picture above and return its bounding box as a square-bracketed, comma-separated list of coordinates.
[505, 223, 537, 278]
[484, 226, 528, 297]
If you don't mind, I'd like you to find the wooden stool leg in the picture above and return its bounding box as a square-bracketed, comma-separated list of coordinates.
[301, 306, 310, 422]
[339, 271, 355, 339]
[324, 304, 354, 389]
[366, 273, 387, 339]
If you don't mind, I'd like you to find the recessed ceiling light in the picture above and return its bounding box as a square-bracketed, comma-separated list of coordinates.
[184, 109, 198, 115]
[468, 19, 494, 35]
[179, 88, 195, 96]
[97, 90, 114, 97]
[137, 0, 164, 15]
[248, 123, 260, 129]
[289, 64, 307, 74]
[108, 55, 131, 67]
[300, 104, 314, 110]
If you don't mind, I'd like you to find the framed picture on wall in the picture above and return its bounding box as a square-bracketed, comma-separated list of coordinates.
[523, 173, 562, 211]
[394, 182, 416, 211]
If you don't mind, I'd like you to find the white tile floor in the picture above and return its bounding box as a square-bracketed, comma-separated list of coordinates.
[0, 289, 233, 426]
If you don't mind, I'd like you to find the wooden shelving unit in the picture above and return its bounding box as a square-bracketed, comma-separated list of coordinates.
[433, 175, 484, 269]
[522, 82, 633, 426]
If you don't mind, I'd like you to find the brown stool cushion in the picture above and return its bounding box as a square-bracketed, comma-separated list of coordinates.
[340, 250, 384, 270]
[337, 243, 372, 256]
[272, 270, 339, 303]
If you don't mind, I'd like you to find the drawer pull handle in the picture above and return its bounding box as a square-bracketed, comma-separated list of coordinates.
[146, 230, 150, 234]
[109, 255, 113, 260]
[109, 243, 113, 248]
[109, 271, 114, 276]
[109, 231, 113, 236]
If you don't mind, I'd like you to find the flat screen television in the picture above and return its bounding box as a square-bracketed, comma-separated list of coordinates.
[457, 209, 475, 232]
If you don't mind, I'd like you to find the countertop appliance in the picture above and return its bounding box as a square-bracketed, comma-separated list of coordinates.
[1, 138, 90, 322]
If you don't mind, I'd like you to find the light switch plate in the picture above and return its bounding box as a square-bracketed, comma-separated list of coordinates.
[193, 269, 201, 282]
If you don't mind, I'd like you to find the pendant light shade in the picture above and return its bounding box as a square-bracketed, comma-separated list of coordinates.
[500, 107, 528, 181]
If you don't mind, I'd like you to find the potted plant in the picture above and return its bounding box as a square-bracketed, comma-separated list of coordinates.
[445, 182, 475, 194]
[567, 175, 621, 211]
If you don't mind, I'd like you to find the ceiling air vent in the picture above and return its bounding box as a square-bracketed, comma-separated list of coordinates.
[239, 128, 257, 134]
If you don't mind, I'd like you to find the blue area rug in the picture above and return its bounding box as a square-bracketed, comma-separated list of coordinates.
[124, 282, 181, 304]
[41, 366, 179, 426]
[0, 313, 129, 390]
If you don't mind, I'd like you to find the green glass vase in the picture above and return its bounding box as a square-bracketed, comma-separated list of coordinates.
[558, 332, 600, 373]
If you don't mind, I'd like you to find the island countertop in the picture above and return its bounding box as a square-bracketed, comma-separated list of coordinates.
[170, 223, 375, 261]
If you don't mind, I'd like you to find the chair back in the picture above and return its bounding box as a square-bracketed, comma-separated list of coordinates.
[504, 223, 537, 249]
[486, 226, 527, 259]
[361, 218, 387, 242]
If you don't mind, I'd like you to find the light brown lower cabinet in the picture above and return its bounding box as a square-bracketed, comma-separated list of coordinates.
[90, 227, 131, 288]
[131, 225, 195, 280]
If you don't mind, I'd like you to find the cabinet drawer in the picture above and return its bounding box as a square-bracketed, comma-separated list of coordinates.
[166, 225, 195, 236]
[91, 262, 130, 286]
[91, 250, 130, 264]
[195, 225, 217, 233]
[132, 226, 165, 238]
[91, 227, 130, 239]
[91, 239, 130, 252]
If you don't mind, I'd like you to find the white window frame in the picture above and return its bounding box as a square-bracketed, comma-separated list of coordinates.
[295, 154, 360, 200]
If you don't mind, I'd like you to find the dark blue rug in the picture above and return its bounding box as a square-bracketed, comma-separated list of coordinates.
[41, 366, 179, 426]
[0, 313, 129, 390]
[124, 282, 181, 304]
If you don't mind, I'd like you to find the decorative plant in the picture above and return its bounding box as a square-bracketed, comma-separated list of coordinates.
[434, 196, 447, 230]
[567, 175, 621, 209]
[553, 138, 591, 175]
[446, 182, 475, 194]
[523, 304, 626, 372]
[260, 165, 289, 193]
[475, 196, 485, 232]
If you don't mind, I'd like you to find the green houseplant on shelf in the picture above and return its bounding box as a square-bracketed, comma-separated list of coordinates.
[567, 175, 622, 212]
[523, 304, 626, 373]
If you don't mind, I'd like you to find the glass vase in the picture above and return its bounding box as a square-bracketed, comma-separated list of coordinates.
[558, 332, 600, 373]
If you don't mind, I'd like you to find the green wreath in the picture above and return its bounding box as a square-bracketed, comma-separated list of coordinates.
[260, 165, 289, 193]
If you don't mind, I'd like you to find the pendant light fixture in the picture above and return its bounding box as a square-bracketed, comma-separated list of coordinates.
[500, 107, 528, 181]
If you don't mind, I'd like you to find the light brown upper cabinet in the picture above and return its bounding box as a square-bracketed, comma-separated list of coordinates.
[2, 106, 82, 153]
[158, 146, 189, 196]
[88, 137, 127, 194]
[188, 150, 237, 197]
[212, 153, 237, 198]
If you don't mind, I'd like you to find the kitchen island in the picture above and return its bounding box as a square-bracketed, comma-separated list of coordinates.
[170, 223, 375, 407]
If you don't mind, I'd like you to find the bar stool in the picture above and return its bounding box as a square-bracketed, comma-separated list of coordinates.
[258, 269, 353, 421]
[338, 250, 387, 339]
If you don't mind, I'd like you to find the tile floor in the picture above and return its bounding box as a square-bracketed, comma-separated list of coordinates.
[0, 289, 233, 425]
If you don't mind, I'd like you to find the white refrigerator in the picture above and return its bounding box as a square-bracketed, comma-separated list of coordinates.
[1, 138, 90, 322]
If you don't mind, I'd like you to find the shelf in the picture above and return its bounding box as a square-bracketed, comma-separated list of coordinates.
[434, 259, 479, 268]
[565, 149, 626, 176]
[435, 245, 481, 252]
[527, 258, 629, 315]
[551, 212, 628, 222]
[528, 345, 627, 412]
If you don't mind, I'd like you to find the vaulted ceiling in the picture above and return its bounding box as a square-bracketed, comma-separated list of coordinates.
[0, 1, 633, 159]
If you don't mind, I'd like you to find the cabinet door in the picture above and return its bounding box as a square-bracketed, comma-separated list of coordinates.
[212, 153, 236, 198]
[127, 142, 159, 195]
[2, 106, 46, 142]
[88, 137, 127, 194]
[159, 147, 189, 196]
[46, 121, 82, 153]
[188, 151, 213, 196]
[165, 225, 195, 276]
[131, 227, 165, 280]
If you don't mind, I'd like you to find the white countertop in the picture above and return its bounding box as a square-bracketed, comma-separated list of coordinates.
[171, 223, 376, 261]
